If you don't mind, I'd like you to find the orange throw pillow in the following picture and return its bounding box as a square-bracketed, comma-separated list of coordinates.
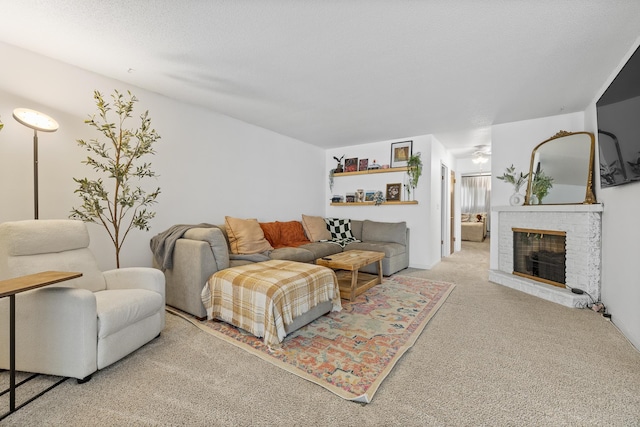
[259, 221, 282, 247]
[279, 221, 310, 247]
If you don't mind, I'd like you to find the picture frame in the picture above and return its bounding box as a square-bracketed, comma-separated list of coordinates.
[359, 158, 369, 171]
[365, 191, 375, 202]
[345, 193, 356, 203]
[386, 183, 402, 201]
[345, 157, 358, 172]
[390, 140, 412, 168]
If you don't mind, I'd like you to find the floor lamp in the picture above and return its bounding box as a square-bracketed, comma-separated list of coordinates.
[12, 108, 59, 219]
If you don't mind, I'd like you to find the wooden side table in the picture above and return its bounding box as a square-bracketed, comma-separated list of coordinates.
[316, 250, 385, 301]
[0, 271, 82, 421]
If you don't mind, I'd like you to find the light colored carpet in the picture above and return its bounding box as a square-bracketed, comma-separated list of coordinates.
[2, 238, 640, 425]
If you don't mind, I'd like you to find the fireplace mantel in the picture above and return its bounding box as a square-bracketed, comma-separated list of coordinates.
[490, 204, 603, 308]
[493, 204, 604, 213]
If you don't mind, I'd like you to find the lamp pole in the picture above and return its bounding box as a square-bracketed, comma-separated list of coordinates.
[12, 108, 59, 220]
[33, 129, 39, 219]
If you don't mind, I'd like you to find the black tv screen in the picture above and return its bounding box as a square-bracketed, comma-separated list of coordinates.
[596, 44, 640, 188]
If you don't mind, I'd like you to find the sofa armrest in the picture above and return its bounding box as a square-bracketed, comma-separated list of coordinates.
[161, 228, 229, 318]
[183, 227, 230, 271]
[0, 287, 98, 380]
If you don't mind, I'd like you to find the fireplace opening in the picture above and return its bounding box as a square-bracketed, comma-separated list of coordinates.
[512, 228, 566, 287]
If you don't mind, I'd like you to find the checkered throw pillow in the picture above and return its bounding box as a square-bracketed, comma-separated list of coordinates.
[323, 218, 359, 247]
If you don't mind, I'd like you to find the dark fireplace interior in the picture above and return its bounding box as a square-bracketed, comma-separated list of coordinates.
[512, 228, 566, 287]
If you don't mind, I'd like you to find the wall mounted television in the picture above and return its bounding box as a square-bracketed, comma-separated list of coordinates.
[596, 44, 640, 188]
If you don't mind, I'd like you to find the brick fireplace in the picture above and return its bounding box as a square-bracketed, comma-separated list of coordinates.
[489, 204, 603, 308]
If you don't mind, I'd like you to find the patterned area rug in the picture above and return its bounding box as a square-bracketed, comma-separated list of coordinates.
[168, 275, 454, 403]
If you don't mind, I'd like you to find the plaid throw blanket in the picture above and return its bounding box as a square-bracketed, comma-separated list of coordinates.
[201, 260, 342, 348]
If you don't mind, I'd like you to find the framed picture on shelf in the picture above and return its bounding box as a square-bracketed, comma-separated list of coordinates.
[359, 158, 369, 171]
[344, 157, 358, 172]
[390, 140, 412, 168]
[365, 191, 375, 202]
[345, 193, 356, 203]
[386, 183, 401, 201]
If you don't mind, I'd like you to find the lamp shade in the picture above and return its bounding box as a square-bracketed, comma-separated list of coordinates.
[12, 108, 59, 132]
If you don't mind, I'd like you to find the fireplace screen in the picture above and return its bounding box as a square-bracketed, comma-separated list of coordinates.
[512, 228, 566, 287]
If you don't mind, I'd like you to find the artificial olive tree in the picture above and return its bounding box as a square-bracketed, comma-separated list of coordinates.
[71, 90, 160, 267]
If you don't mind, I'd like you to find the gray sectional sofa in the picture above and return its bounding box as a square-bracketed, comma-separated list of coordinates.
[156, 219, 409, 318]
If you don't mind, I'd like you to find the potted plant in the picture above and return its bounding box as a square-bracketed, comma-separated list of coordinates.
[406, 152, 422, 200]
[70, 90, 161, 268]
[531, 169, 554, 203]
[373, 190, 386, 206]
[497, 164, 529, 205]
[329, 155, 344, 191]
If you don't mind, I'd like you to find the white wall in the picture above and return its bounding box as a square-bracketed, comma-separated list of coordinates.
[0, 43, 324, 271]
[584, 38, 640, 350]
[489, 112, 585, 270]
[325, 134, 455, 269]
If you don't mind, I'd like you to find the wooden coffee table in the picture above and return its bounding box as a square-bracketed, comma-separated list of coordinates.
[316, 250, 385, 301]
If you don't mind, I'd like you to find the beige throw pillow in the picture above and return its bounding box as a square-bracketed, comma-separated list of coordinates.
[225, 216, 274, 254]
[301, 214, 331, 242]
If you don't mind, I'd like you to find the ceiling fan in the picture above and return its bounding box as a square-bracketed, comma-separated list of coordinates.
[471, 145, 491, 164]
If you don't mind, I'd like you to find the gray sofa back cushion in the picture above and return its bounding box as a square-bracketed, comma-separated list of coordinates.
[362, 220, 407, 246]
[350, 220, 363, 240]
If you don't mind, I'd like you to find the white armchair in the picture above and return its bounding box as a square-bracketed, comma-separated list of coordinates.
[0, 219, 165, 381]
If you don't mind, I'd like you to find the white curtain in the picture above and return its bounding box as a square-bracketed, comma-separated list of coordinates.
[461, 175, 491, 229]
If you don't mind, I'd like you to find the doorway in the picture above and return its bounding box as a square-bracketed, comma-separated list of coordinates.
[441, 164, 454, 257]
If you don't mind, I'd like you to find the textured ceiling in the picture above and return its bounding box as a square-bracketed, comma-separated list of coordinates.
[1, 1, 639, 156]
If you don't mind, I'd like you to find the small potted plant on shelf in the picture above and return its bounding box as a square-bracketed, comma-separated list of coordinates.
[373, 190, 385, 206]
[329, 155, 344, 191]
[406, 152, 422, 200]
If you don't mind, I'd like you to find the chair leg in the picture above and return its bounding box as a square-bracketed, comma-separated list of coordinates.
[77, 374, 92, 384]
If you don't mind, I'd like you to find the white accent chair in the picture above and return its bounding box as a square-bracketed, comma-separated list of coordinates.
[0, 219, 165, 382]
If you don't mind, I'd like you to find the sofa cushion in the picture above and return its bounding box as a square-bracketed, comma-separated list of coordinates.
[279, 221, 310, 246]
[259, 221, 282, 247]
[349, 220, 363, 240]
[344, 241, 406, 258]
[362, 220, 407, 246]
[301, 214, 331, 242]
[299, 242, 343, 259]
[225, 216, 274, 254]
[269, 247, 316, 263]
[260, 221, 311, 248]
[95, 289, 164, 338]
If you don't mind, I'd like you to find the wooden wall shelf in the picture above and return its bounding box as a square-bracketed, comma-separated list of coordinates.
[330, 201, 418, 206]
[332, 166, 408, 177]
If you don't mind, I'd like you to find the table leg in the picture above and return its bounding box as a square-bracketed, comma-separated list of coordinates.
[377, 260, 383, 285]
[350, 269, 358, 301]
[9, 294, 15, 412]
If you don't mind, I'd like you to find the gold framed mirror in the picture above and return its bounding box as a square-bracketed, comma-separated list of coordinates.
[525, 131, 596, 205]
